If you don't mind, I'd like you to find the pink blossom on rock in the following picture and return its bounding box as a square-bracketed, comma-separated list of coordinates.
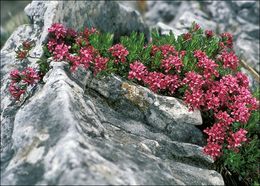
[218, 50, 239, 70]
[79, 47, 95, 68]
[21, 67, 40, 85]
[109, 44, 129, 63]
[227, 128, 247, 150]
[67, 54, 81, 72]
[47, 39, 57, 52]
[94, 56, 109, 75]
[205, 30, 214, 38]
[10, 69, 22, 82]
[204, 122, 226, 144]
[221, 32, 233, 48]
[48, 23, 67, 40]
[161, 55, 183, 73]
[144, 72, 167, 92]
[53, 43, 70, 61]
[9, 82, 26, 100]
[128, 61, 148, 81]
[203, 142, 222, 160]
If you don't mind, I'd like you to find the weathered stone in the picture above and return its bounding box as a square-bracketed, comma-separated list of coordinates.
[88, 76, 204, 145]
[24, 0, 150, 42]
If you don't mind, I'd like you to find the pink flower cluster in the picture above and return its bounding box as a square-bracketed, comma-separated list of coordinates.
[201, 73, 257, 159]
[48, 23, 67, 39]
[9, 68, 40, 100]
[161, 55, 183, 73]
[151, 44, 177, 58]
[53, 43, 71, 61]
[194, 50, 219, 78]
[205, 30, 214, 38]
[218, 50, 239, 70]
[129, 64, 180, 95]
[220, 32, 233, 48]
[109, 44, 129, 63]
[227, 129, 247, 151]
[94, 56, 109, 75]
[46, 23, 108, 73]
[128, 61, 148, 81]
[15, 40, 34, 60]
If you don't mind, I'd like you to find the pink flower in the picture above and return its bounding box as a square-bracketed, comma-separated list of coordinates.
[84, 27, 98, 38]
[48, 23, 67, 39]
[159, 45, 177, 58]
[193, 23, 200, 31]
[230, 102, 250, 123]
[151, 45, 160, 56]
[218, 50, 239, 70]
[214, 111, 234, 126]
[16, 50, 28, 60]
[219, 42, 225, 49]
[183, 71, 205, 91]
[236, 72, 249, 88]
[220, 75, 239, 94]
[79, 47, 95, 68]
[161, 55, 183, 73]
[183, 33, 192, 41]
[75, 36, 89, 47]
[47, 39, 57, 52]
[128, 61, 148, 81]
[204, 91, 220, 111]
[9, 82, 26, 100]
[179, 50, 186, 58]
[203, 143, 222, 160]
[184, 89, 205, 110]
[21, 67, 40, 85]
[10, 69, 22, 82]
[67, 54, 81, 72]
[53, 43, 70, 61]
[22, 40, 33, 50]
[165, 74, 180, 94]
[195, 51, 219, 78]
[66, 28, 77, 38]
[221, 32, 233, 48]
[204, 122, 226, 144]
[227, 129, 247, 150]
[205, 30, 214, 38]
[109, 44, 129, 63]
[194, 50, 207, 59]
[94, 56, 109, 75]
[144, 72, 167, 92]
[151, 45, 177, 58]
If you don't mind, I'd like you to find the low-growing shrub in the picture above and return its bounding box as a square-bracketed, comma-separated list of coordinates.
[9, 22, 260, 185]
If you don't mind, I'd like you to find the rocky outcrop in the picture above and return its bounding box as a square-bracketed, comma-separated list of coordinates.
[1, 1, 224, 185]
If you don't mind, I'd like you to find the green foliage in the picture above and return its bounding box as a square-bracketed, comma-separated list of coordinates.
[120, 32, 145, 62]
[89, 32, 113, 57]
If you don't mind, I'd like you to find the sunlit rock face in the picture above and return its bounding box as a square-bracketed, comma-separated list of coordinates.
[1, 1, 224, 185]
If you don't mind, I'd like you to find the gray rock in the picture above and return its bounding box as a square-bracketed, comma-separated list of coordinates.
[88, 75, 204, 145]
[145, 1, 181, 25]
[153, 22, 182, 36]
[24, 0, 150, 42]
